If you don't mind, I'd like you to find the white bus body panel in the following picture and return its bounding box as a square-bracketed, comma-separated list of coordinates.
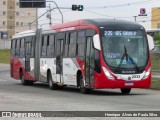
[63, 58, 79, 86]
[40, 58, 56, 82]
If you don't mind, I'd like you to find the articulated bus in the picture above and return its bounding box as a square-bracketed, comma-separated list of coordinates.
[10, 19, 154, 94]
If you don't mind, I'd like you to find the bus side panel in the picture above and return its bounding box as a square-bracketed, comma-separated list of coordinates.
[11, 57, 24, 80]
[39, 58, 56, 82]
[76, 58, 85, 78]
[24, 58, 35, 81]
[10, 56, 35, 81]
[63, 58, 79, 86]
[40, 58, 47, 82]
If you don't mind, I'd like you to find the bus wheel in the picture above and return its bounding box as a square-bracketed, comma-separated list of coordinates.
[20, 71, 27, 85]
[48, 72, 58, 90]
[121, 88, 131, 94]
[80, 75, 91, 94]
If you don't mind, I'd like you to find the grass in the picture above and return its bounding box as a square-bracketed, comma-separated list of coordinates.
[151, 78, 160, 89]
[0, 49, 10, 64]
[151, 53, 160, 71]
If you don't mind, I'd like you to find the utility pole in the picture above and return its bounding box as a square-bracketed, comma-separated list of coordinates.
[30, 1, 63, 28]
[49, 4, 52, 25]
[36, 8, 38, 29]
[47, 4, 52, 25]
[133, 16, 137, 22]
[28, 22, 31, 30]
[47, 1, 63, 23]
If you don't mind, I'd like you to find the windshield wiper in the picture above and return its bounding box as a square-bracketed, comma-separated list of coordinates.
[117, 45, 140, 72]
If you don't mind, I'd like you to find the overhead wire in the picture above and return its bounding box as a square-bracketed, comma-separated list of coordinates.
[86, 0, 157, 9]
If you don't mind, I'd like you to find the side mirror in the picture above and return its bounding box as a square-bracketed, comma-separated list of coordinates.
[93, 34, 101, 50]
[147, 34, 155, 51]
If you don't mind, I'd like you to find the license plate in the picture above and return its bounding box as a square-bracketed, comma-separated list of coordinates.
[125, 82, 134, 86]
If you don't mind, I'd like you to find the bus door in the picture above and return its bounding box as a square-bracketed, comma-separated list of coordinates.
[85, 30, 96, 87]
[85, 37, 95, 86]
[56, 33, 65, 83]
[25, 38, 32, 79]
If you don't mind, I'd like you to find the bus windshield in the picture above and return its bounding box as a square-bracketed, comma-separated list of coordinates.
[101, 30, 148, 69]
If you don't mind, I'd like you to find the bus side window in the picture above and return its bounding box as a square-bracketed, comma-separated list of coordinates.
[20, 38, 25, 57]
[47, 34, 54, 57]
[15, 39, 20, 56]
[25, 37, 32, 57]
[68, 32, 77, 57]
[77, 31, 85, 57]
[11, 39, 16, 56]
[31, 36, 35, 58]
[41, 35, 47, 57]
[64, 33, 69, 57]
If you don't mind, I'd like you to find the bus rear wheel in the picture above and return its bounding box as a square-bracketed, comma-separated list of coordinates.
[80, 75, 91, 94]
[20, 71, 33, 85]
[121, 88, 131, 94]
[48, 72, 58, 90]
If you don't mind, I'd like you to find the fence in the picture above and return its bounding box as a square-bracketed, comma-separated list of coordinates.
[0, 39, 11, 49]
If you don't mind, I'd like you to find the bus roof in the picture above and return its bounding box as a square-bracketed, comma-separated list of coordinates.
[12, 27, 55, 39]
[51, 18, 144, 30]
[13, 18, 144, 39]
[12, 30, 36, 39]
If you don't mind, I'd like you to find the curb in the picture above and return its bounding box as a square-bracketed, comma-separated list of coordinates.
[0, 64, 10, 66]
[150, 87, 160, 90]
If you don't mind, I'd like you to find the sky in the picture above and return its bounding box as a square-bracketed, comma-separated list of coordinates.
[37, 0, 160, 29]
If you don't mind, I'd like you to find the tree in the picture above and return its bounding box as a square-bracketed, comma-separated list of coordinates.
[154, 33, 160, 45]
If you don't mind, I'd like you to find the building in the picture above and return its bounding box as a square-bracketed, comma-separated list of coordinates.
[0, 0, 36, 49]
[151, 7, 160, 29]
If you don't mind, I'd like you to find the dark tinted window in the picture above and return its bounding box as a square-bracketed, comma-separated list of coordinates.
[47, 34, 55, 57]
[70, 32, 77, 44]
[69, 44, 76, 57]
[68, 32, 77, 57]
[49, 34, 54, 45]
[20, 38, 24, 48]
[77, 44, 85, 57]
[11, 40, 16, 49]
[41, 36, 47, 57]
[11, 40, 16, 56]
[20, 38, 25, 57]
[77, 31, 85, 43]
[15, 39, 20, 56]
[16, 39, 20, 48]
[42, 35, 48, 46]
[63, 33, 69, 57]
[31, 37, 35, 57]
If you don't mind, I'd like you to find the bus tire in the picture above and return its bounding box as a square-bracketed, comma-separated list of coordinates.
[20, 71, 28, 85]
[121, 88, 131, 94]
[27, 81, 34, 85]
[48, 72, 58, 90]
[80, 75, 91, 94]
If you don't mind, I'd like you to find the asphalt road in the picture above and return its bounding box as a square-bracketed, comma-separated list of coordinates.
[0, 64, 160, 120]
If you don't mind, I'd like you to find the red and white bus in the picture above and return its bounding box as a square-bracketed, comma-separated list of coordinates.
[10, 19, 154, 94]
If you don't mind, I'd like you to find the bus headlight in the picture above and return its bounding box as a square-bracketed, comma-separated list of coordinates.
[142, 67, 151, 79]
[102, 67, 114, 80]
